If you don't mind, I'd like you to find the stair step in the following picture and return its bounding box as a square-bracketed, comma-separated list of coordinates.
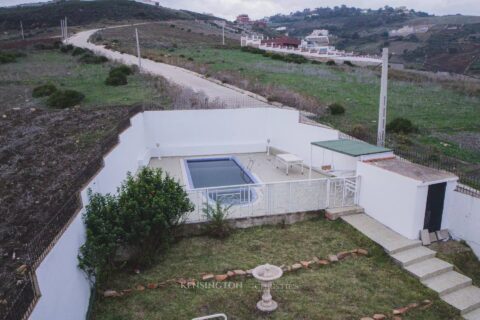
[326, 205, 363, 220]
[464, 307, 480, 320]
[441, 286, 480, 315]
[391, 246, 436, 267]
[422, 271, 472, 296]
[404, 258, 453, 281]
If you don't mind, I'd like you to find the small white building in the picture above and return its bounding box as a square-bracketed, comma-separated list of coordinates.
[357, 158, 458, 239]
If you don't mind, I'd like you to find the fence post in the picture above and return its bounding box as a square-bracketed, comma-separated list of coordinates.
[342, 178, 346, 207]
[288, 181, 292, 213]
[326, 179, 331, 208]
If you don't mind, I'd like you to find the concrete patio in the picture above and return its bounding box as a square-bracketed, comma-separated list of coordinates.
[148, 152, 328, 187]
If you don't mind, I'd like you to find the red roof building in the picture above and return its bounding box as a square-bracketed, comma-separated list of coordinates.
[262, 36, 301, 48]
[236, 14, 251, 25]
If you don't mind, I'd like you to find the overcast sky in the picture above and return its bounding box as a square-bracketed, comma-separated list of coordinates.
[2, 0, 480, 20]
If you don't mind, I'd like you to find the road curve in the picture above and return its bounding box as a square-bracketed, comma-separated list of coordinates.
[68, 27, 272, 108]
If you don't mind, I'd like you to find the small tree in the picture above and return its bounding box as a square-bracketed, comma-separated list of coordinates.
[203, 200, 233, 239]
[117, 168, 194, 265]
[78, 191, 121, 283]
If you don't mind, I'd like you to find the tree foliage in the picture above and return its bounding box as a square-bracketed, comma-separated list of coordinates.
[202, 200, 232, 239]
[78, 167, 194, 283]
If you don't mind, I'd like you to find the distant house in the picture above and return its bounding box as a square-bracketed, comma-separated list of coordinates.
[262, 36, 301, 48]
[236, 14, 251, 25]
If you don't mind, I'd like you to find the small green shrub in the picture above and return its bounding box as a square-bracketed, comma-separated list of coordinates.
[326, 60, 336, 66]
[59, 44, 74, 53]
[105, 73, 127, 86]
[203, 201, 232, 239]
[187, 57, 194, 61]
[328, 103, 345, 115]
[284, 53, 308, 64]
[241, 46, 266, 55]
[78, 53, 108, 64]
[311, 60, 322, 65]
[110, 65, 133, 76]
[47, 90, 85, 108]
[32, 84, 57, 98]
[71, 47, 86, 56]
[349, 124, 369, 140]
[0, 51, 24, 64]
[343, 60, 354, 67]
[387, 117, 417, 134]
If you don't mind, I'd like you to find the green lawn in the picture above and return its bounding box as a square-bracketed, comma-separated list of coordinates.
[93, 218, 460, 320]
[0, 49, 163, 110]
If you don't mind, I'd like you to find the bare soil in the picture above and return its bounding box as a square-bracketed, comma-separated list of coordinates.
[0, 106, 131, 314]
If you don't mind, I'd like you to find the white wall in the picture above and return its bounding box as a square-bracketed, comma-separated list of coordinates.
[315, 148, 357, 172]
[357, 161, 425, 239]
[445, 191, 480, 258]
[144, 108, 269, 157]
[30, 113, 148, 320]
[266, 108, 339, 168]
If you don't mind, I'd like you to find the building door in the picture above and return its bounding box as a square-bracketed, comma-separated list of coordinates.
[423, 182, 447, 232]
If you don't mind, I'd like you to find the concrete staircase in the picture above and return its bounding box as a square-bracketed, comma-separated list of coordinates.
[341, 213, 480, 320]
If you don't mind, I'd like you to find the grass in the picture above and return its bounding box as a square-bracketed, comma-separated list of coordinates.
[0, 49, 164, 110]
[93, 218, 461, 320]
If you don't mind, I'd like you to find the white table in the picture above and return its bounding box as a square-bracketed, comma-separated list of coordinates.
[275, 154, 304, 175]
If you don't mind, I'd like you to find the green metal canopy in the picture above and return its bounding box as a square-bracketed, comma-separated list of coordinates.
[311, 139, 392, 157]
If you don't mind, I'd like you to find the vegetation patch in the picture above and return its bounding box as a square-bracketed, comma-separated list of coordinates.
[79, 167, 194, 283]
[387, 117, 417, 134]
[0, 50, 24, 64]
[79, 53, 108, 64]
[47, 89, 85, 108]
[328, 102, 346, 115]
[32, 83, 57, 98]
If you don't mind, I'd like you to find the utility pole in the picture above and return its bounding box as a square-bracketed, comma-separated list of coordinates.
[20, 21, 24, 40]
[377, 48, 389, 147]
[64, 16, 68, 42]
[135, 28, 142, 70]
[60, 19, 64, 40]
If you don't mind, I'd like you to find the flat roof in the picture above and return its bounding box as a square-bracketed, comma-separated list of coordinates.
[366, 158, 458, 183]
[311, 139, 392, 157]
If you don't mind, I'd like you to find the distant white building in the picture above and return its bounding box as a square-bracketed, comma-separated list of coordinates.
[300, 30, 335, 54]
[389, 25, 430, 37]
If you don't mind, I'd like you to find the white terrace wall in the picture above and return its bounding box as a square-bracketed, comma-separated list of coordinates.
[445, 191, 480, 258]
[29, 113, 148, 320]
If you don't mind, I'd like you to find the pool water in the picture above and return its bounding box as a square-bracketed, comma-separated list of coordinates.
[184, 157, 257, 205]
[185, 158, 255, 188]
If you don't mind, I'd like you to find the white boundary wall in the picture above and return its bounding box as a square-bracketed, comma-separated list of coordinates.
[28, 108, 340, 320]
[445, 191, 480, 258]
[29, 113, 149, 320]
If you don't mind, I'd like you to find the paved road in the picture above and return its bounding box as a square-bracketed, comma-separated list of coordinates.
[68, 27, 271, 108]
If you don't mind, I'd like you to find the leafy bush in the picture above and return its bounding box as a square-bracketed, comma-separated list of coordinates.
[326, 60, 336, 66]
[59, 44, 74, 53]
[78, 53, 108, 64]
[47, 90, 85, 108]
[284, 53, 308, 64]
[71, 47, 86, 56]
[79, 167, 193, 281]
[110, 65, 133, 76]
[386, 117, 417, 134]
[32, 83, 57, 98]
[328, 103, 345, 115]
[349, 124, 369, 140]
[241, 46, 266, 55]
[0, 51, 24, 64]
[311, 60, 322, 65]
[105, 73, 127, 86]
[343, 60, 354, 67]
[202, 201, 232, 239]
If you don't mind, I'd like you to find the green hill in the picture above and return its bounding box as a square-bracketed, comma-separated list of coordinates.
[0, 0, 216, 31]
[266, 6, 480, 74]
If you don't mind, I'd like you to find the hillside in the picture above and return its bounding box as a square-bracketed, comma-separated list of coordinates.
[266, 6, 480, 75]
[0, 0, 217, 32]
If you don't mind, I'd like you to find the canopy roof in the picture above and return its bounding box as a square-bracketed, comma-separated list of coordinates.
[311, 139, 392, 157]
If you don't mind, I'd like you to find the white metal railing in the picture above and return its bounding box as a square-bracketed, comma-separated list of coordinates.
[185, 177, 358, 223]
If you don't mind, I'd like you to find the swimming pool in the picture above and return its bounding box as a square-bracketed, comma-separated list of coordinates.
[184, 157, 258, 205]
